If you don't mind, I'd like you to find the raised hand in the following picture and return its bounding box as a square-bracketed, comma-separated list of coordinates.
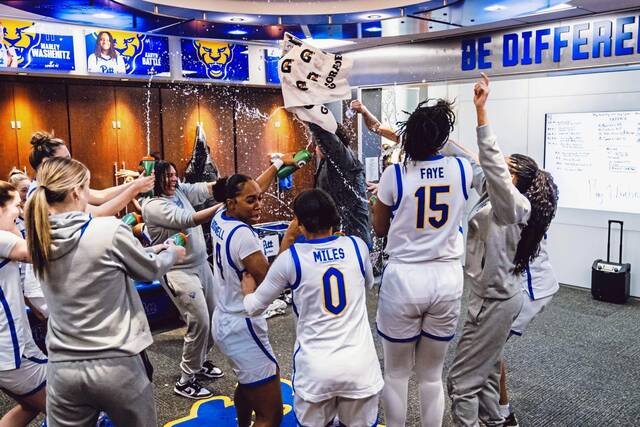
[473, 72, 490, 109]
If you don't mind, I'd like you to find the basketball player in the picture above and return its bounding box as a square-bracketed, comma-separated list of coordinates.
[87, 31, 126, 74]
[499, 236, 558, 426]
[242, 189, 383, 427]
[372, 99, 473, 426]
[210, 172, 287, 427]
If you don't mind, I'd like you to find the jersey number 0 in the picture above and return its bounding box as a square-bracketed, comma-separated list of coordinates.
[322, 267, 347, 316]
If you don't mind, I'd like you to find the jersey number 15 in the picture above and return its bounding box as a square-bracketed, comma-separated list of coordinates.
[414, 185, 450, 229]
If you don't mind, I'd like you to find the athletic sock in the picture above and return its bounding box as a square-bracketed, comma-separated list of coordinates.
[500, 403, 511, 417]
[179, 372, 194, 384]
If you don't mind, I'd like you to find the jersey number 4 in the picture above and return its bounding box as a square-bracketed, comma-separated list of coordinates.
[215, 242, 225, 279]
[322, 267, 347, 316]
[414, 185, 450, 229]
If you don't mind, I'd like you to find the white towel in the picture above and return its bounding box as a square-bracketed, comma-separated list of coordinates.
[278, 33, 353, 133]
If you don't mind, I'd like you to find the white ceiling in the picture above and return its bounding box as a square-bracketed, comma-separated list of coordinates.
[144, 0, 425, 15]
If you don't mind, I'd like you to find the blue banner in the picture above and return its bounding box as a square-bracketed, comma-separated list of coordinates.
[85, 30, 169, 75]
[264, 48, 281, 84]
[0, 19, 74, 70]
[181, 39, 249, 81]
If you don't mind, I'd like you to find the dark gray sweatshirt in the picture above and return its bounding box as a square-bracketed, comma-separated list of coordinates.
[445, 126, 531, 299]
[41, 212, 177, 362]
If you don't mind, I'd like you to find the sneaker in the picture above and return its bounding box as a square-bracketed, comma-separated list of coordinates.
[199, 360, 224, 379]
[174, 378, 214, 400]
[503, 412, 519, 427]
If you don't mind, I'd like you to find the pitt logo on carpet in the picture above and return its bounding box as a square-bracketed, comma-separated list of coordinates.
[181, 39, 249, 81]
[0, 19, 75, 70]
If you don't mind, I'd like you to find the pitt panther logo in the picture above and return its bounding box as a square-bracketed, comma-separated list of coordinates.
[194, 40, 235, 79]
[280, 58, 293, 73]
[1, 19, 39, 68]
[105, 30, 145, 73]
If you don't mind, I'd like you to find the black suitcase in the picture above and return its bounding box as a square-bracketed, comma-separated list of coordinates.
[591, 220, 631, 304]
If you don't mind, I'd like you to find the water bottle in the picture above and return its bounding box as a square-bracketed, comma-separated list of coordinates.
[140, 155, 155, 198]
[277, 150, 312, 179]
[166, 232, 188, 247]
[121, 212, 142, 227]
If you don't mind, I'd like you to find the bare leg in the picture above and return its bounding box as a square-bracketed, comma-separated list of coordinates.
[240, 373, 283, 427]
[499, 360, 509, 406]
[0, 387, 46, 427]
[234, 385, 253, 427]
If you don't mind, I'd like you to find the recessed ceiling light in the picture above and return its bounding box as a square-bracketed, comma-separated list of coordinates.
[366, 14, 382, 19]
[365, 26, 382, 32]
[228, 29, 248, 35]
[93, 12, 114, 19]
[304, 38, 356, 49]
[528, 3, 575, 15]
[484, 5, 507, 12]
[229, 17, 246, 22]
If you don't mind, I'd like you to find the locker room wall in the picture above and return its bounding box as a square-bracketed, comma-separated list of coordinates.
[427, 68, 640, 297]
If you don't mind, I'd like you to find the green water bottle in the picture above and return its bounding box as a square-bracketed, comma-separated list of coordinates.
[277, 150, 312, 179]
[166, 232, 188, 247]
[121, 212, 142, 227]
[141, 155, 155, 198]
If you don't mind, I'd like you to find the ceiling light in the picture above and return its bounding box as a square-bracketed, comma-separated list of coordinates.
[365, 26, 382, 32]
[304, 38, 355, 49]
[529, 3, 575, 15]
[366, 14, 382, 19]
[228, 29, 248, 35]
[93, 12, 114, 19]
[484, 5, 507, 12]
[229, 17, 246, 22]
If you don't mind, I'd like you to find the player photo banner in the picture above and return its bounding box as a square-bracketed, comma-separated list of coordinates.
[85, 30, 169, 76]
[265, 48, 281, 84]
[0, 19, 75, 71]
[181, 39, 249, 81]
[278, 32, 353, 108]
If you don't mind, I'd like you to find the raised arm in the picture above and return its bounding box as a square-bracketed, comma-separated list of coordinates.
[87, 175, 154, 217]
[351, 100, 399, 143]
[254, 153, 299, 193]
[473, 74, 530, 225]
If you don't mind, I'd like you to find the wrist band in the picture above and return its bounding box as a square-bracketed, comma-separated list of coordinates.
[271, 158, 284, 169]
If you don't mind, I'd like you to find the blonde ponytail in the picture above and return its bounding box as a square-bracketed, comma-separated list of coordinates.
[24, 157, 89, 278]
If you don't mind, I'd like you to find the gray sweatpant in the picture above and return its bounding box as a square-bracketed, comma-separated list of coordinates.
[163, 262, 216, 375]
[47, 354, 156, 427]
[447, 291, 523, 427]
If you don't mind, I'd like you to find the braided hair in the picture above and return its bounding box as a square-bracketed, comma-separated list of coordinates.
[397, 99, 456, 167]
[508, 154, 559, 275]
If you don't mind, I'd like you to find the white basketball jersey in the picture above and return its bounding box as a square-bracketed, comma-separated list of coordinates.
[279, 235, 383, 402]
[377, 155, 472, 263]
[211, 210, 262, 315]
[522, 236, 558, 300]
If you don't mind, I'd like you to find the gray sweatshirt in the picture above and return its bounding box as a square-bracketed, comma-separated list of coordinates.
[445, 126, 531, 299]
[141, 182, 212, 271]
[42, 212, 177, 362]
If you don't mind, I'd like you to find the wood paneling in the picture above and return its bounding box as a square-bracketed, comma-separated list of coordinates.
[13, 82, 70, 176]
[0, 83, 18, 179]
[160, 86, 200, 175]
[198, 85, 235, 177]
[67, 84, 118, 190]
[235, 87, 315, 222]
[114, 86, 161, 172]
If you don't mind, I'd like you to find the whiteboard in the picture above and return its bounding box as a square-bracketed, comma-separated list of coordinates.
[544, 111, 640, 214]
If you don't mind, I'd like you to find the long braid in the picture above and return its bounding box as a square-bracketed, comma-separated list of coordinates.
[509, 155, 559, 275]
